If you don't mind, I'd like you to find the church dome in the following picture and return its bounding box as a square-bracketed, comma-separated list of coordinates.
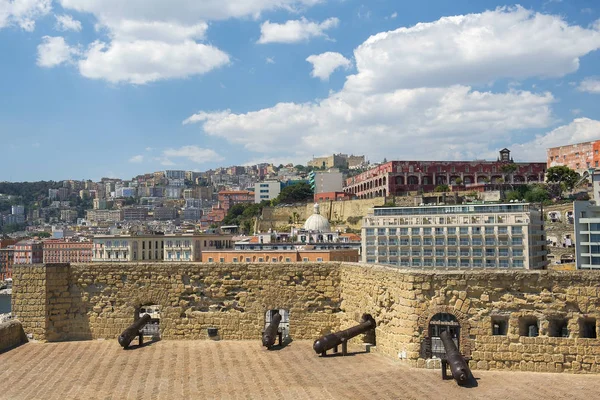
[303, 203, 331, 232]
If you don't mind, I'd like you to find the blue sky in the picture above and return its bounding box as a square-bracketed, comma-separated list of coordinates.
[0, 0, 599, 182]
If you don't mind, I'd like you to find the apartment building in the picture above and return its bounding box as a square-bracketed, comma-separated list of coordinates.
[86, 209, 124, 223]
[43, 240, 93, 263]
[309, 170, 343, 193]
[362, 203, 547, 269]
[547, 140, 600, 175]
[123, 206, 149, 221]
[202, 249, 358, 263]
[92, 233, 234, 262]
[14, 240, 43, 264]
[254, 181, 281, 203]
[0, 239, 16, 280]
[218, 190, 254, 212]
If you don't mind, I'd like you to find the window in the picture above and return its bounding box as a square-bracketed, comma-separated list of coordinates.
[485, 238, 495, 246]
[511, 226, 522, 234]
[389, 228, 397, 235]
[258, 257, 264, 262]
[316, 257, 323, 261]
[411, 238, 421, 246]
[548, 318, 569, 338]
[285, 257, 291, 262]
[459, 227, 469, 235]
[435, 227, 444, 235]
[366, 228, 374, 235]
[519, 316, 539, 337]
[245, 257, 251, 262]
[208, 257, 213, 262]
[473, 258, 482, 266]
[378, 228, 386, 235]
[303, 257, 309, 262]
[447, 238, 457, 246]
[491, 316, 508, 335]
[513, 259, 524, 267]
[580, 318, 597, 338]
[232, 257, 238, 263]
[435, 238, 445, 246]
[423, 227, 432, 235]
[512, 238, 522, 246]
[400, 228, 409, 235]
[513, 249, 523, 256]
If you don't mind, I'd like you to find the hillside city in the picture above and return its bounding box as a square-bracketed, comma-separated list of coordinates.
[1, 140, 598, 294]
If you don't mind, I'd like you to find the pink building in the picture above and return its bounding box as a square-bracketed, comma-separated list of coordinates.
[14, 240, 43, 264]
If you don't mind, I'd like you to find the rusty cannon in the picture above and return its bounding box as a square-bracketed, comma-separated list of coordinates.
[262, 312, 283, 348]
[313, 313, 376, 356]
[440, 330, 472, 385]
[118, 314, 151, 349]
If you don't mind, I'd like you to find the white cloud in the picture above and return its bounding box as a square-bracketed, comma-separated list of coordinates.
[266, 56, 275, 64]
[56, 0, 325, 84]
[59, 0, 322, 23]
[54, 14, 81, 31]
[78, 40, 230, 84]
[345, 6, 600, 93]
[185, 86, 555, 161]
[571, 108, 582, 115]
[37, 36, 79, 67]
[306, 52, 352, 80]
[162, 145, 224, 164]
[129, 155, 144, 163]
[386, 12, 397, 19]
[578, 77, 600, 94]
[258, 17, 339, 44]
[0, 0, 51, 31]
[102, 19, 208, 43]
[511, 118, 600, 161]
[145, 147, 153, 152]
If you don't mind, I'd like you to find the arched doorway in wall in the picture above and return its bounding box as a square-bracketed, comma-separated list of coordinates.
[137, 303, 161, 339]
[428, 313, 460, 358]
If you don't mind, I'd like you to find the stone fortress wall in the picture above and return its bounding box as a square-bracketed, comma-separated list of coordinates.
[11, 262, 600, 374]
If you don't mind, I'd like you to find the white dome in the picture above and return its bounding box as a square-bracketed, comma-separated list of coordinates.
[303, 203, 331, 232]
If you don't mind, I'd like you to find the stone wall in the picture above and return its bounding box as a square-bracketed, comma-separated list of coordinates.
[0, 320, 27, 352]
[11, 262, 600, 373]
[258, 198, 387, 231]
[14, 263, 341, 342]
[338, 264, 600, 373]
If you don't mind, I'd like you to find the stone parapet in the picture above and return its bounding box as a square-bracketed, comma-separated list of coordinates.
[11, 262, 600, 373]
[0, 320, 27, 352]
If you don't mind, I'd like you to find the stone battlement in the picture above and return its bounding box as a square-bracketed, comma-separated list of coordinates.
[11, 262, 600, 373]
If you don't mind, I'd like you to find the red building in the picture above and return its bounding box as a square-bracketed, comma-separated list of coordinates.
[218, 191, 254, 212]
[314, 192, 351, 202]
[43, 240, 93, 263]
[14, 240, 43, 264]
[0, 239, 16, 280]
[345, 149, 546, 199]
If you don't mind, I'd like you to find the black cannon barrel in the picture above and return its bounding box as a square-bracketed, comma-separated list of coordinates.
[440, 330, 471, 384]
[262, 312, 282, 348]
[313, 313, 376, 354]
[118, 314, 151, 349]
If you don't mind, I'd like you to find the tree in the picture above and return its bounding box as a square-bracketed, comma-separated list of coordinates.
[272, 182, 313, 205]
[546, 166, 579, 192]
[454, 178, 463, 185]
[434, 184, 450, 192]
[524, 184, 550, 203]
[500, 163, 518, 182]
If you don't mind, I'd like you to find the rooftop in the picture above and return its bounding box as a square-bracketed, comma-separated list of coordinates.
[1, 340, 597, 400]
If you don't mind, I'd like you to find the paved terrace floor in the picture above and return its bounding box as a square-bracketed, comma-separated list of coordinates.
[1, 340, 598, 400]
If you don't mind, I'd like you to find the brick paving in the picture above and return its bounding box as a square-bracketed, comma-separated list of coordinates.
[1, 340, 599, 400]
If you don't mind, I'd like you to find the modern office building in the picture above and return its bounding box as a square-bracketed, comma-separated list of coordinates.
[362, 203, 547, 269]
[254, 181, 281, 203]
[573, 201, 600, 269]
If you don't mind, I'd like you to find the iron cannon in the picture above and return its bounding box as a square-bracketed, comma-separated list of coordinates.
[313, 313, 376, 356]
[440, 330, 472, 384]
[118, 314, 151, 349]
[262, 312, 282, 348]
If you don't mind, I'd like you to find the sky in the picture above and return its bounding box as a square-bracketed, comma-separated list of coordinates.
[0, 0, 599, 182]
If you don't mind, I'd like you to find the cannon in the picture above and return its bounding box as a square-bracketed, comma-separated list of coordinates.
[313, 313, 376, 356]
[118, 314, 151, 349]
[440, 330, 472, 384]
[262, 312, 283, 348]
